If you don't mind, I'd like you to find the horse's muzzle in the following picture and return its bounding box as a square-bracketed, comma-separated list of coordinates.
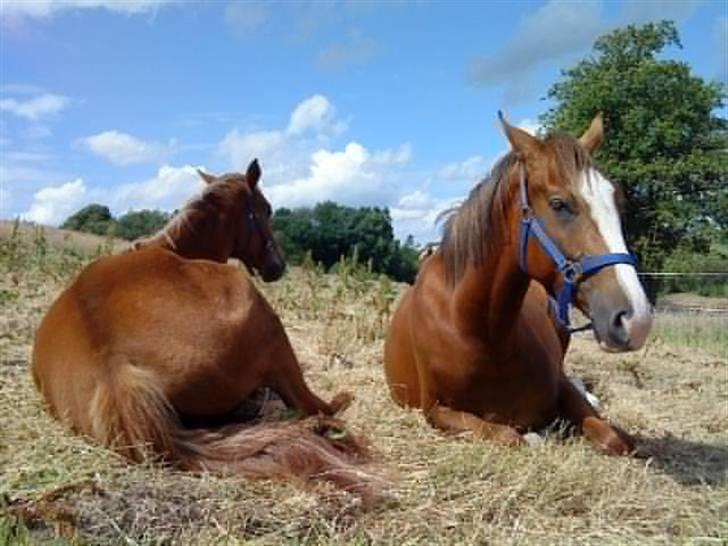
[260, 255, 286, 282]
[590, 299, 653, 352]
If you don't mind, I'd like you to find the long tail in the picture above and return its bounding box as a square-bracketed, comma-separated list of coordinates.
[88, 364, 376, 501]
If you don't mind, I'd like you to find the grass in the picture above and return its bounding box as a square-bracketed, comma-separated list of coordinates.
[651, 312, 728, 358]
[1, 224, 727, 545]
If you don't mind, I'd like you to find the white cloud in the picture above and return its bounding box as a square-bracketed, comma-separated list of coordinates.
[0, 0, 176, 18]
[517, 118, 542, 136]
[18, 165, 203, 225]
[79, 130, 175, 166]
[391, 191, 456, 243]
[218, 94, 348, 182]
[266, 141, 409, 210]
[23, 178, 88, 225]
[467, 0, 703, 104]
[469, 0, 603, 88]
[216, 93, 436, 241]
[111, 165, 202, 211]
[438, 155, 489, 183]
[287, 94, 346, 136]
[220, 128, 287, 164]
[0, 93, 70, 121]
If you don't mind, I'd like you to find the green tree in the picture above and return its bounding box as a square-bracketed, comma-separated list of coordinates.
[541, 20, 727, 269]
[272, 202, 419, 282]
[61, 204, 116, 236]
[116, 209, 170, 241]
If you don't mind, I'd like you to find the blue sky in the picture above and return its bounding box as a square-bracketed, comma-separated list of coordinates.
[1, 0, 725, 242]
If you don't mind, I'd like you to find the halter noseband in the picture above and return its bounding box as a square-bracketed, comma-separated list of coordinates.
[517, 163, 637, 331]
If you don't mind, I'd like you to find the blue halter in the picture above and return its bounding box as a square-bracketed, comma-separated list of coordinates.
[517, 163, 637, 331]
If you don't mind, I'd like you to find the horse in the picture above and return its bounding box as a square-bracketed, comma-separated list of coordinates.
[384, 113, 653, 455]
[31, 159, 375, 498]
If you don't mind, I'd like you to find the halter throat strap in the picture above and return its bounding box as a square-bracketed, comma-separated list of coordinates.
[517, 163, 637, 330]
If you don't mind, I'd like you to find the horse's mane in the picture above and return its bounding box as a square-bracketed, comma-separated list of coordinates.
[134, 176, 244, 251]
[439, 134, 592, 283]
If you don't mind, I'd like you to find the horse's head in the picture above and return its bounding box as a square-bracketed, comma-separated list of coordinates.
[197, 160, 286, 282]
[499, 113, 652, 352]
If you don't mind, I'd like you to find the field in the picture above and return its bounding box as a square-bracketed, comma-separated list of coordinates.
[1, 223, 727, 545]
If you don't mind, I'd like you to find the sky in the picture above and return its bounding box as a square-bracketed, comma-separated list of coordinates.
[0, 0, 726, 243]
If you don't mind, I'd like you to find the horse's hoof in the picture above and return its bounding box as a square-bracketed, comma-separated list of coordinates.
[605, 426, 635, 456]
[492, 427, 526, 447]
[330, 392, 353, 415]
[584, 417, 634, 456]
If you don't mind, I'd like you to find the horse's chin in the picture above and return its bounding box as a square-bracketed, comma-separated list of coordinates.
[592, 327, 631, 353]
[597, 340, 627, 353]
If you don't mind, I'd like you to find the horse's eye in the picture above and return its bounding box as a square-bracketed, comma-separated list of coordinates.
[549, 197, 569, 213]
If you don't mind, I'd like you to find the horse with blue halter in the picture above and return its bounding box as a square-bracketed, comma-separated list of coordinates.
[384, 113, 652, 454]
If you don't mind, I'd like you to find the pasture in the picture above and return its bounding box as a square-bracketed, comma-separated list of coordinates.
[1, 223, 726, 545]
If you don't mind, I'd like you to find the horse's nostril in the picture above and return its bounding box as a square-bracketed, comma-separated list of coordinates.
[609, 310, 630, 346]
[611, 310, 626, 328]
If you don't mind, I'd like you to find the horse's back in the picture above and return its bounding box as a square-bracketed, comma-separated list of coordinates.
[32, 248, 266, 424]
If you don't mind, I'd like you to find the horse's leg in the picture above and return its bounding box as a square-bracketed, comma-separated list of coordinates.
[426, 404, 525, 447]
[265, 339, 351, 417]
[557, 375, 633, 455]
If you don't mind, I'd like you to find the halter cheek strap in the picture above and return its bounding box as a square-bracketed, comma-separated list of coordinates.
[518, 163, 637, 331]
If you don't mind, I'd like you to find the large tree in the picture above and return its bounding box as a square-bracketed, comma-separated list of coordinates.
[273, 202, 419, 282]
[60, 204, 115, 236]
[116, 209, 170, 241]
[541, 20, 727, 269]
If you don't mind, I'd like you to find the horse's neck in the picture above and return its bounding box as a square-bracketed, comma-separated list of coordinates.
[159, 206, 235, 263]
[453, 240, 530, 343]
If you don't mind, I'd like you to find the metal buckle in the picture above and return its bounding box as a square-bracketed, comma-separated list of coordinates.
[562, 261, 582, 284]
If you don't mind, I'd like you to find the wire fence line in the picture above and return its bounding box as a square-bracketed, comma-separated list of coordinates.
[639, 272, 727, 277]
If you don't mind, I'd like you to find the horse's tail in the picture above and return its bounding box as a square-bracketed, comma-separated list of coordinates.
[89, 363, 377, 501]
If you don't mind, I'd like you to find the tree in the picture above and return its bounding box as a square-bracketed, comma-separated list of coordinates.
[116, 209, 170, 241]
[272, 202, 419, 282]
[60, 204, 115, 236]
[541, 20, 727, 269]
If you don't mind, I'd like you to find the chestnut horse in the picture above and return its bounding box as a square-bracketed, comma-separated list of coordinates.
[384, 114, 653, 455]
[32, 160, 374, 497]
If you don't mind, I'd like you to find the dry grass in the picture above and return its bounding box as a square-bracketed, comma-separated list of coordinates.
[1, 228, 727, 545]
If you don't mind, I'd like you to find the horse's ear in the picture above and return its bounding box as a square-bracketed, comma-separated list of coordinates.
[246, 159, 261, 188]
[197, 169, 216, 185]
[498, 111, 539, 157]
[579, 112, 603, 154]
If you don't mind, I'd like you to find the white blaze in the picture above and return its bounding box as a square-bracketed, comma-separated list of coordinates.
[579, 169, 653, 349]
